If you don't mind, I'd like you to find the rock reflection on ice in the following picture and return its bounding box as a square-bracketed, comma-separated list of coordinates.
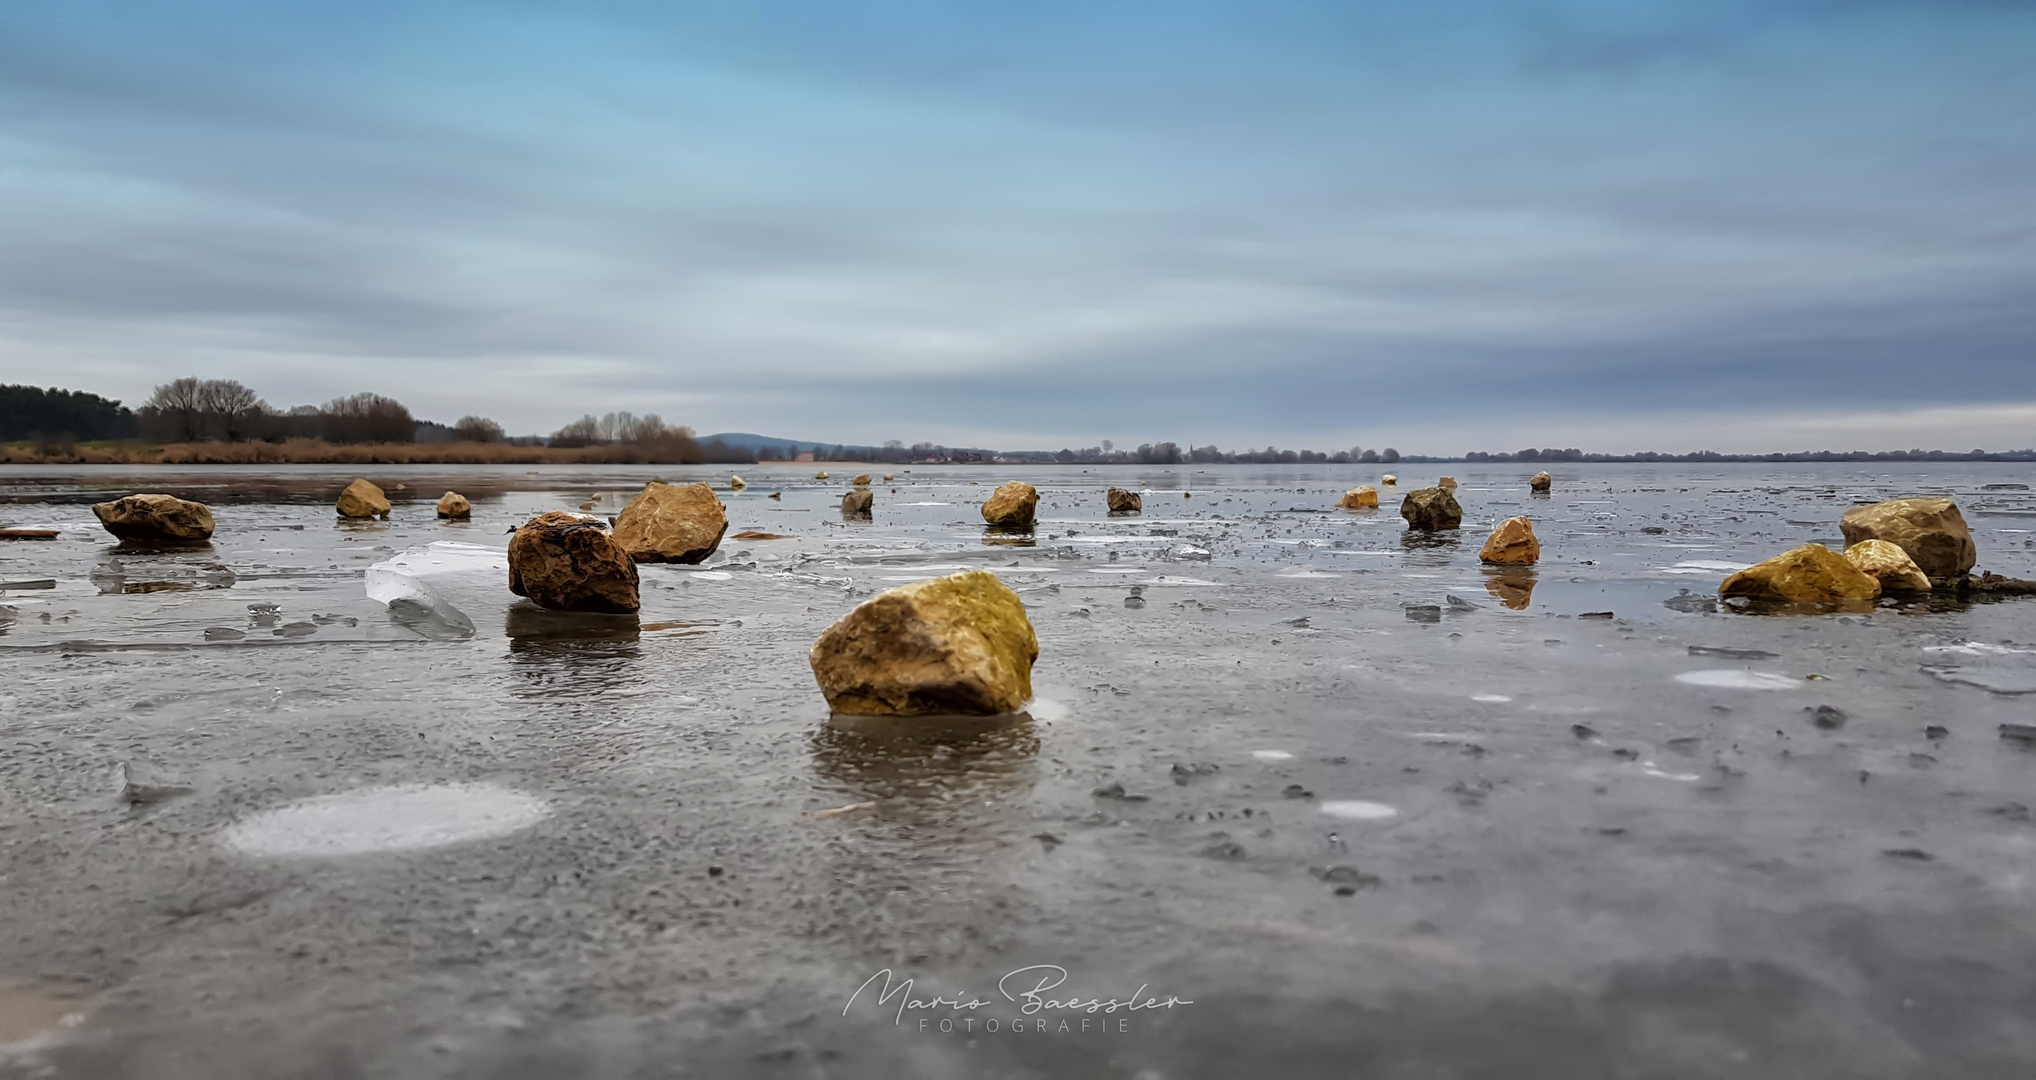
[1674, 670, 1801, 690]
[1250, 750, 1294, 762]
[223, 783, 548, 857]
[1319, 800, 1399, 821]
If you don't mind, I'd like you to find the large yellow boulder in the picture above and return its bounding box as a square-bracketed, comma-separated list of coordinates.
[1719, 543, 1881, 604]
[613, 481, 727, 564]
[981, 481, 1038, 527]
[1337, 486, 1378, 509]
[435, 492, 471, 518]
[842, 488, 873, 516]
[1843, 539, 1931, 593]
[808, 569, 1038, 716]
[1479, 516, 1540, 565]
[508, 511, 640, 613]
[336, 478, 390, 518]
[1400, 487, 1462, 531]
[1839, 498, 1975, 579]
[1530, 471, 1552, 492]
[92, 493, 215, 543]
[1107, 488, 1142, 513]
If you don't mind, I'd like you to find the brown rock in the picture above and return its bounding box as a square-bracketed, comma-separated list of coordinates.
[91, 494, 215, 543]
[435, 492, 471, 518]
[982, 481, 1038, 527]
[1478, 516, 1540, 565]
[882, 474, 895, 482]
[1843, 539, 1931, 593]
[1530, 471, 1552, 492]
[1400, 487, 1463, 531]
[1720, 543, 1881, 604]
[508, 511, 640, 613]
[852, 473, 872, 485]
[842, 488, 873, 516]
[1107, 488, 1142, 513]
[808, 569, 1037, 716]
[1438, 476, 1459, 491]
[1839, 498, 1976, 579]
[1337, 486, 1378, 509]
[613, 482, 728, 564]
[729, 475, 747, 490]
[335, 478, 390, 518]
[1381, 474, 1397, 486]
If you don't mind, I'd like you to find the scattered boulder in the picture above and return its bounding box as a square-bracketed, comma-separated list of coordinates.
[1719, 543, 1881, 604]
[435, 492, 472, 518]
[982, 481, 1039, 527]
[1400, 487, 1463, 531]
[91, 494, 215, 543]
[808, 569, 1038, 716]
[1531, 471, 1553, 492]
[815, 471, 829, 480]
[882, 474, 895, 482]
[852, 473, 872, 485]
[1479, 516, 1540, 565]
[612, 481, 728, 564]
[1839, 498, 1976, 579]
[729, 475, 747, 490]
[1381, 474, 1397, 486]
[1107, 488, 1142, 513]
[842, 488, 873, 516]
[1438, 476, 1459, 491]
[1843, 539, 1931, 593]
[508, 511, 640, 613]
[335, 479, 390, 519]
[1337, 486, 1378, 510]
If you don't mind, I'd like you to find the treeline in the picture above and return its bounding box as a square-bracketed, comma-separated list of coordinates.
[1024, 442, 1402, 465]
[1463, 447, 2036, 463]
[0, 385, 138, 445]
[548, 412, 752, 463]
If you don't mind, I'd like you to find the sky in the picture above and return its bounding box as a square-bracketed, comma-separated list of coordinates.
[1, 0, 2033, 455]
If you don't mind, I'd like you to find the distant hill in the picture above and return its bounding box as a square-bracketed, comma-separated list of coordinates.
[697, 432, 819, 454]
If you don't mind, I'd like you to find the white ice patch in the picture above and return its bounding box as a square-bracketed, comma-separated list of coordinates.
[1471, 694, 1513, 703]
[1087, 567, 1148, 574]
[688, 571, 733, 581]
[1250, 750, 1294, 762]
[223, 783, 549, 857]
[1027, 698, 1070, 722]
[895, 501, 953, 506]
[1319, 800, 1399, 821]
[1922, 642, 2036, 656]
[1661, 560, 1751, 575]
[1674, 670, 1801, 690]
[1641, 762, 1702, 782]
[1276, 569, 1342, 578]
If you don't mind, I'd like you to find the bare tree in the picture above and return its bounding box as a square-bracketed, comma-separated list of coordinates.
[198, 379, 269, 442]
[141, 377, 207, 442]
[452, 415, 505, 443]
[551, 414, 602, 447]
[321, 393, 414, 444]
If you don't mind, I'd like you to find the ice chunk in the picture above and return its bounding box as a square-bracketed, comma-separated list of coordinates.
[365, 542, 506, 639]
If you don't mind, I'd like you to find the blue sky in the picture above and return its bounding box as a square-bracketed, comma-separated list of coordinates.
[1, 0, 2032, 452]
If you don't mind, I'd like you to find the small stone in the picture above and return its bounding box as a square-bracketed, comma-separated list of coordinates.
[1437, 476, 1458, 491]
[1107, 488, 1142, 513]
[1337, 486, 1378, 510]
[613, 482, 728, 564]
[1839, 498, 1976, 579]
[435, 492, 472, 518]
[1842, 539, 1931, 593]
[1478, 516, 1540, 565]
[507, 511, 641, 613]
[1399, 487, 1463, 531]
[1807, 704, 1847, 729]
[729, 475, 747, 490]
[91, 493, 216, 543]
[335, 478, 390, 519]
[1719, 543, 1881, 604]
[807, 569, 1037, 716]
[852, 474, 872, 485]
[981, 481, 1039, 527]
[1381, 475, 1397, 485]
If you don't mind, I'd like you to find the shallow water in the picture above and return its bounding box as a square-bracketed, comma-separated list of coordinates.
[4, 462, 2036, 1078]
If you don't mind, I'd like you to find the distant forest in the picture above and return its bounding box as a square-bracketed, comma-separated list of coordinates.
[7, 381, 2034, 464]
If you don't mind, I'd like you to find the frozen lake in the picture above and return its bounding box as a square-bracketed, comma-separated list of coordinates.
[4, 461, 2036, 1078]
